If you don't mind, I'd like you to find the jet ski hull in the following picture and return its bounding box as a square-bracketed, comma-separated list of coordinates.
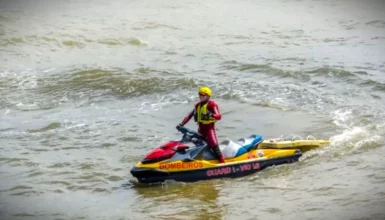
[131, 149, 302, 183]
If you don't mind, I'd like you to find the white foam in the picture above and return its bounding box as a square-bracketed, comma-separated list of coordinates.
[2, 109, 10, 117]
[330, 126, 366, 145]
[332, 109, 353, 128]
[133, 93, 191, 112]
[329, 125, 384, 154]
[353, 135, 382, 149]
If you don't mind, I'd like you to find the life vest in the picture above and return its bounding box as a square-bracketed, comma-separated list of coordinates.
[195, 102, 216, 124]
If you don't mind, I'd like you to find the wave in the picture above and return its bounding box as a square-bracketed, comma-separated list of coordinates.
[0, 35, 148, 48]
[360, 79, 385, 91]
[97, 38, 147, 46]
[0, 14, 9, 21]
[219, 61, 385, 96]
[209, 78, 341, 115]
[303, 67, 356, 78]
[1, 63, 383, 115]
[365, 20, 385, 28]
[132, 21, 180, 31]
[0, 37, 25, 46]
[59, 69, 197, 97]
[0, 68, 198, 110]
[220, 61, 358, 80]
[28, 122, 61, 133]
[329, 126, 383, 156]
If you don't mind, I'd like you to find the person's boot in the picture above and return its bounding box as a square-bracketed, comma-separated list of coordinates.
[211, 145, 225, 163]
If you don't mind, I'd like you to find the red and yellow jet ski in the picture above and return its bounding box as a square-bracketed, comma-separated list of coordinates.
[130, 126, 302, 183]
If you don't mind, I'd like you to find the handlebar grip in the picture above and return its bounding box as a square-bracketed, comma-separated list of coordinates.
[177, 126, 204, 140]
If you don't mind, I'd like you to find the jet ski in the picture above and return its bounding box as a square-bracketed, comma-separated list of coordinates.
[130, 126, 302, 184]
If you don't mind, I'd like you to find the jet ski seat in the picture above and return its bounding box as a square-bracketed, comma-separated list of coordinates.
[219, 140, 242, 159]
[219, 134, 263, 158]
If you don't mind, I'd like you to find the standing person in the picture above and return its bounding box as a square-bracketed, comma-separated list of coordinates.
[177, 87, 225, 163]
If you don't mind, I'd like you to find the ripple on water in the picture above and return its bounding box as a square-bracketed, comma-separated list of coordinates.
[27, 122, 61, 133]
[11, 213, 36, 217]
[42, 181, 72, 187]
[50, 171, 76, 176]
[47, 162, 71, 168]
[106, 175, 124, 182]
[118, 136, 141, 142]
[79, 163, 96, 170]
[28, 171, 44, 177]
[264, 207, 282, 214]
[10, 190, 42, 197]
[2, 185, 33, 192]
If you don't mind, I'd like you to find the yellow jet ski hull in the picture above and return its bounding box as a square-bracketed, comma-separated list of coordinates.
[131, 148, 302, 183]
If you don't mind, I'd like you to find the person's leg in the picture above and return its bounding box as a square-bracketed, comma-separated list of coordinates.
[206, 128, 225, 163]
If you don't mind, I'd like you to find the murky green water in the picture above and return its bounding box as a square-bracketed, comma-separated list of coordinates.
[1, 0, 385, 219]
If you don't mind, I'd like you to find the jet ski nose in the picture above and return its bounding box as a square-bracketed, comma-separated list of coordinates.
[130, 166, 170, 178]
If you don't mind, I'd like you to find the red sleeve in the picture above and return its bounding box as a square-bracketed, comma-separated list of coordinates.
[181, 110, 194, 125]
[208, 101, 221, 121]
[180, 102, 200, 125]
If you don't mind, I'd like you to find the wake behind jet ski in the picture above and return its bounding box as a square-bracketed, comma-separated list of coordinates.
[130, 126, 302, 184]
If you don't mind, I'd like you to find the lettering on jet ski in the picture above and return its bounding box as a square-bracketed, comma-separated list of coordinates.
[206, 167, 232, 176]
[206, 162, 260, 177]
[159, 162, 203, 169]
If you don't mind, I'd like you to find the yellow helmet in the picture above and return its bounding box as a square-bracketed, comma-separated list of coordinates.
[198, 86, 212, 97]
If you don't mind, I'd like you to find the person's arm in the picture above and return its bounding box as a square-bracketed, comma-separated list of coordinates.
[180, 109, 194, 125]
[209, 101, 221, 121]
[180, 102, 199, 125]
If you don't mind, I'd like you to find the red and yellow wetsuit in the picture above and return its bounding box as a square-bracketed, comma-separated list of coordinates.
[180, 100, 225, 163]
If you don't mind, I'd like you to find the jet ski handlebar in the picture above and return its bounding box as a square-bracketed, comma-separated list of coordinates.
[176, 125, 205, 141]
